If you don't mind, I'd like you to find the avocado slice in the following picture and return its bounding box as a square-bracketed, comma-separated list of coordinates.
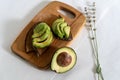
[51, 47, 77, 73]
[60, 23, 67, 34]
[32, 22, 48, 38]
[52, 18, 64, 34]
[32, 32, 53, 48]
[52, 18, 71, 40]
[52, 22, 60, 35]
[63, 26, 70, 39]
[52, 18, 64, 27]
[33, 23, 44, 33]
[56, 22, 64, 39]
[32, 22, 53, 48]
[33, 29, 50, 43]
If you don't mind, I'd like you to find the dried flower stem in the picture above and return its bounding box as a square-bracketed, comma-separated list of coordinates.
[84, 2, 104, 80]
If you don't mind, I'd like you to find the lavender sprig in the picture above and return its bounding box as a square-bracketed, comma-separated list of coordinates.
[84, 2, 104, 80]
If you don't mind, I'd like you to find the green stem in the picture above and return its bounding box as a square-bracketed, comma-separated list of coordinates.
[84, 2, 104, 80]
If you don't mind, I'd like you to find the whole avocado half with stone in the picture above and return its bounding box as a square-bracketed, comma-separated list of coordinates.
[51, 47, 77, 73]
[32, 22, 53, 48]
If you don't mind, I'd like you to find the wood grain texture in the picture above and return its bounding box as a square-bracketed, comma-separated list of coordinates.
[11, 1, 86, 69]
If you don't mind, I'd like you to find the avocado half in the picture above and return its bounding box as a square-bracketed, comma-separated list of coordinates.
[51, 47, 77, 73]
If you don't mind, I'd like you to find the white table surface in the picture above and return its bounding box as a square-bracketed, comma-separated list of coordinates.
[0, 0, 120, 80]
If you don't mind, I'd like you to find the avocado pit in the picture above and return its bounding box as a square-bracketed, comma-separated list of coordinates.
[57, 52, 72, 67]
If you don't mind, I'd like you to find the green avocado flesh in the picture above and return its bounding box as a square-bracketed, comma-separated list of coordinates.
[52, 18, 71, 39]
[33, 29, 50, 42]
[64, 26, 70, 38]
[32, 23, 49, 38]
[33, 32, 53, 48]
[51, 47, 77, 73]
[32, 22, 53, 48]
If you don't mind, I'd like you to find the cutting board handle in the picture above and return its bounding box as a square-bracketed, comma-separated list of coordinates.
[49, 1, 80, 19]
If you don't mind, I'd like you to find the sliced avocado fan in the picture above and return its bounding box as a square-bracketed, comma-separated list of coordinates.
[32, 22, 53, 48]
[51, 47, 77, 73]
[52, 18, 71, 40]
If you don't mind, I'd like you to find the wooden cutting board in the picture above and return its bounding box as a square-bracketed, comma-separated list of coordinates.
[11, 1, 86, 69]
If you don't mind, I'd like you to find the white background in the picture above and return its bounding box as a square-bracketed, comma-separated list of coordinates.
[0, 0, 120, 80]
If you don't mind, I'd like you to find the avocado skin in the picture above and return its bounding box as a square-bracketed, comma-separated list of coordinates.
[51, 47, 77, 73]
